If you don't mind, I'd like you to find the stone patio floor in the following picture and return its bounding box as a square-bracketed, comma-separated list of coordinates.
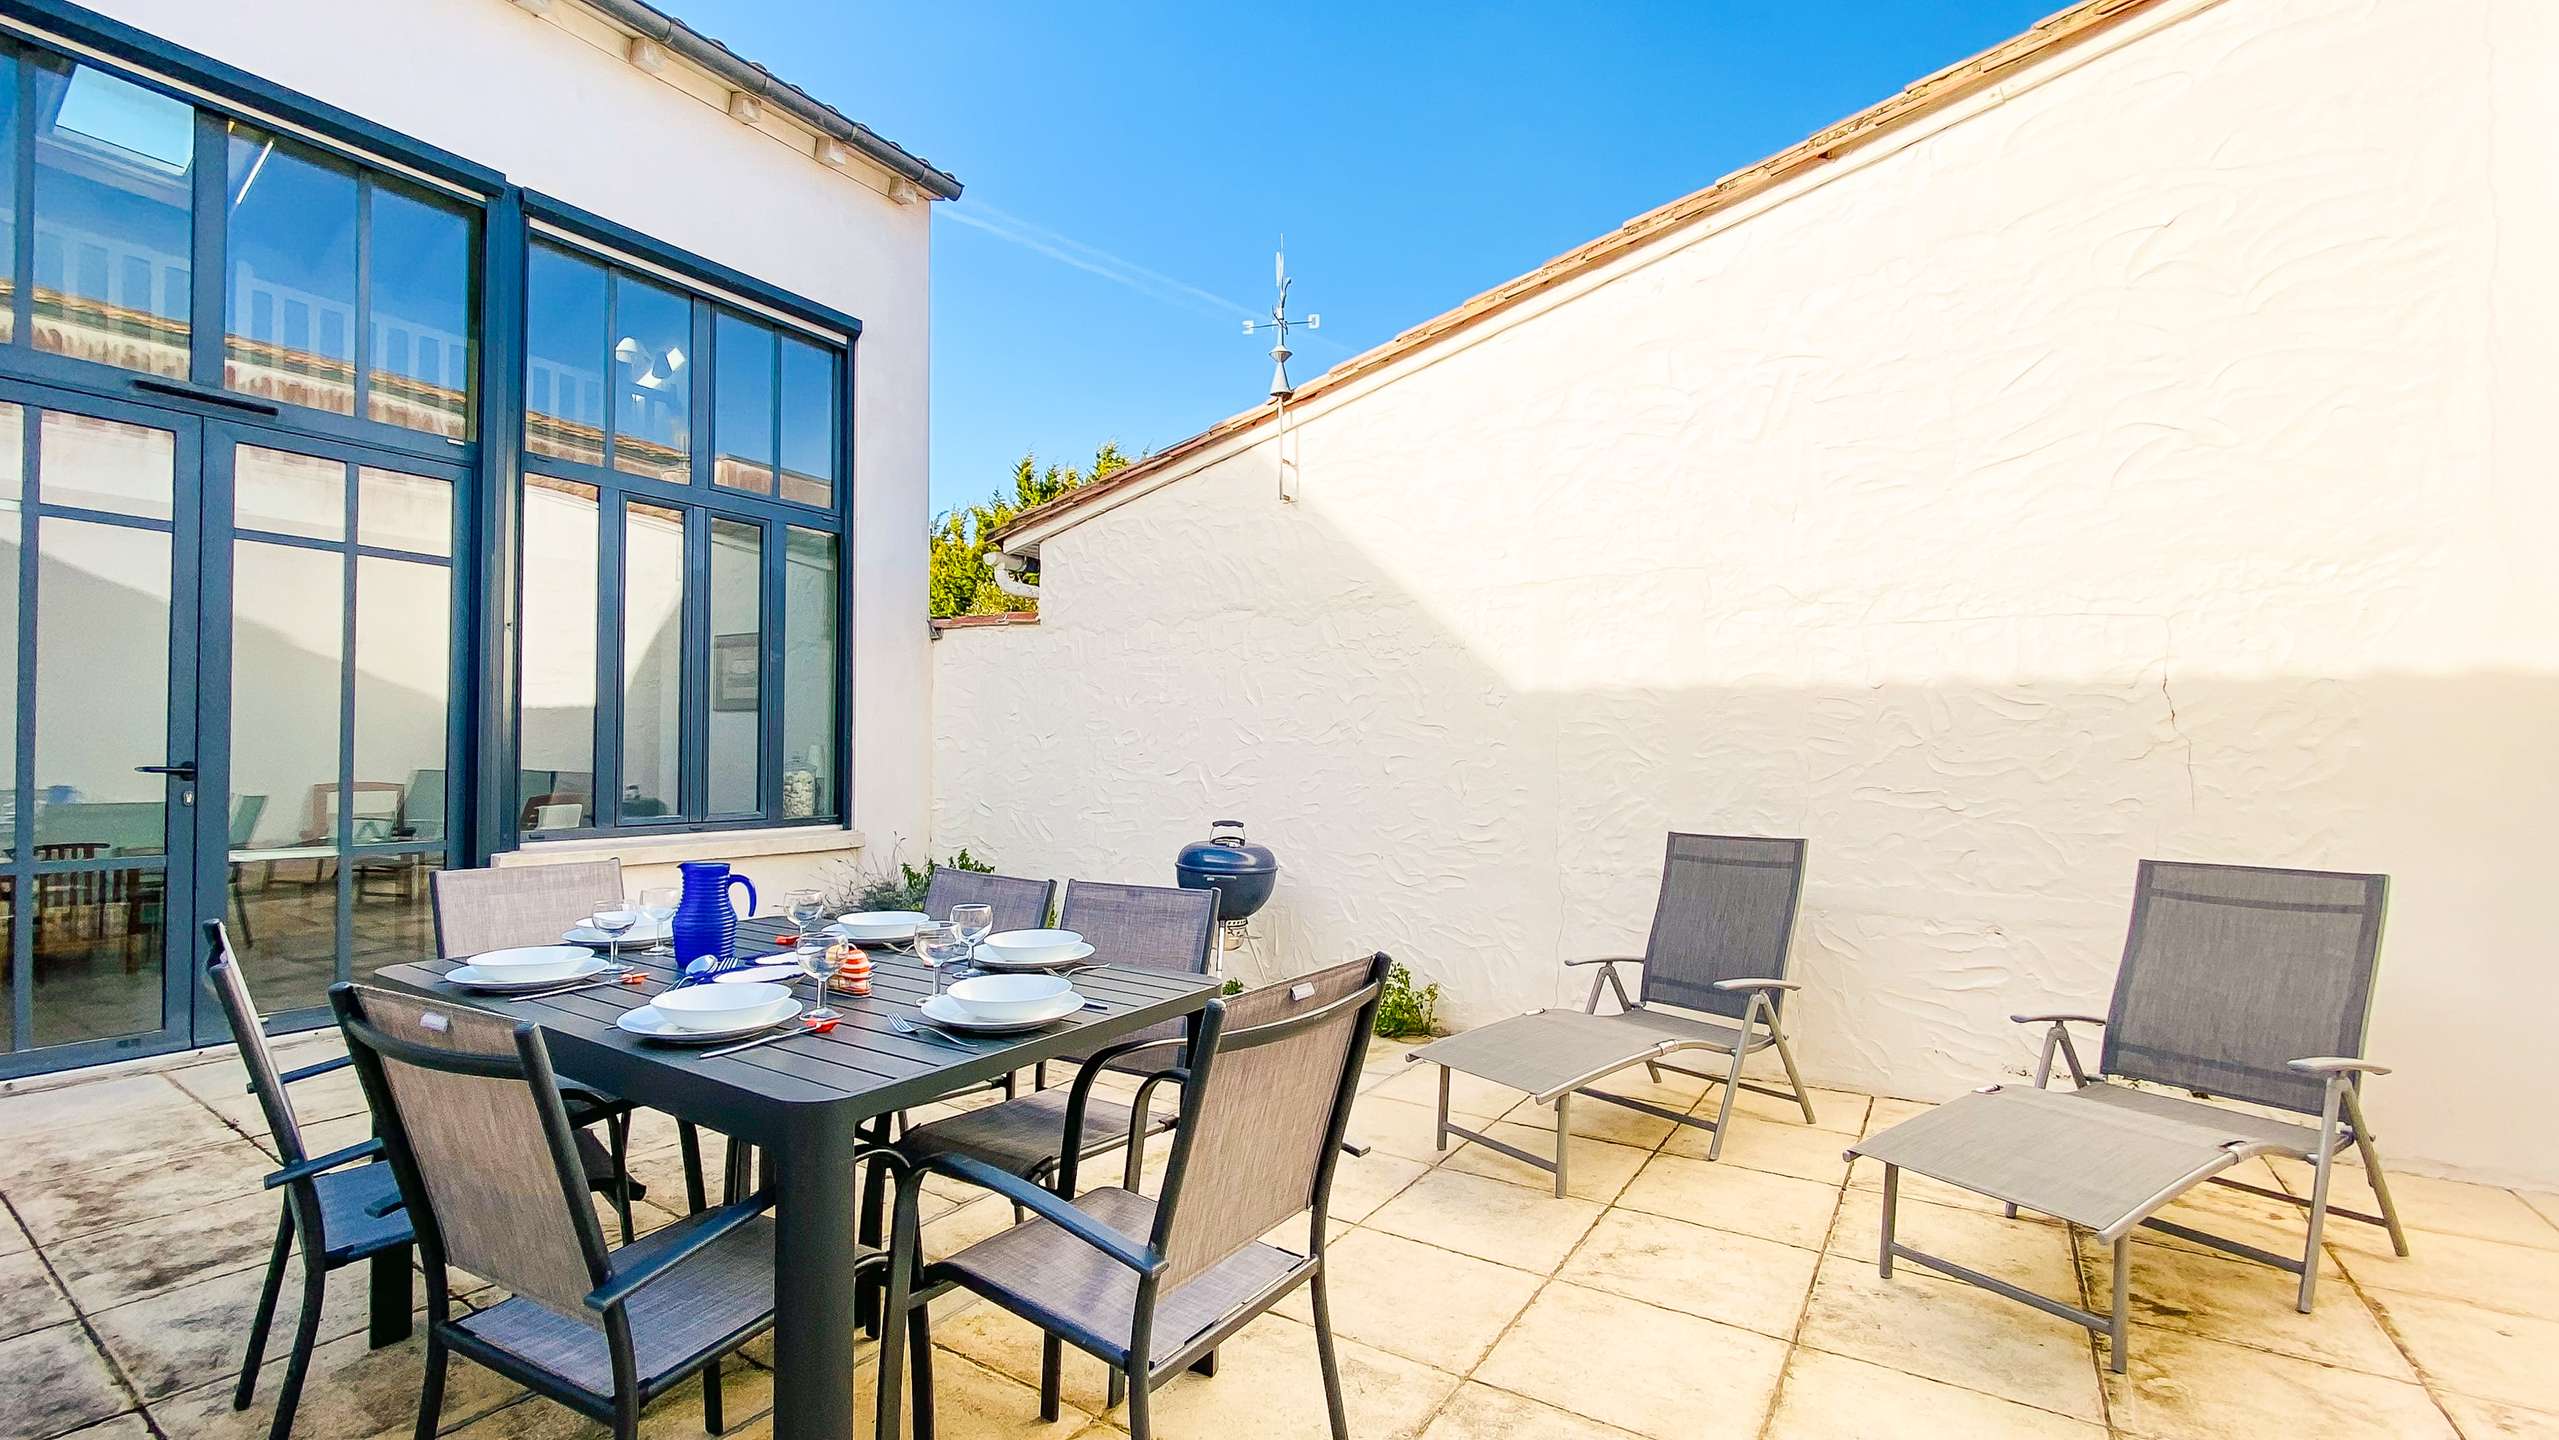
[2, 1032, 2554, 1440]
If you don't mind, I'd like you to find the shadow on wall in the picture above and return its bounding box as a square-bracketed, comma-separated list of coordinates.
[932, 450, 2559, 1185]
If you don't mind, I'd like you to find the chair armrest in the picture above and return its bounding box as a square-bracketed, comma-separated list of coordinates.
[922, 1152, 1163, 1277]
[1563, 956, 1643, 969]
[585, 1194, 776, 1313]
[1713, 977, 1801, 993]
[258, 1054, 353, 1092]
[2009, 1013, 2105, 1028]
[2289, 1056, 2392, 1078]
[262, 1138, 382, 1190]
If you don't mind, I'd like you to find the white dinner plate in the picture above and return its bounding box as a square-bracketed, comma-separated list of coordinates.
[565, 917, 673, 947]
[969, 940, 1096, 973]
[445, 955, 609, 992]
[615, 997, 803, 1044]
[919, 989, 1082, 1034]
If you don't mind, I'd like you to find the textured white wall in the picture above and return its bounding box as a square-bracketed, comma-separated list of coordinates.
[75, 0, 937, 863]
[937, 0, 2559, 1185]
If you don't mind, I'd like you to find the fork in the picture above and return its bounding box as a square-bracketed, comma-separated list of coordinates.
[889, 1016, 993, 1052]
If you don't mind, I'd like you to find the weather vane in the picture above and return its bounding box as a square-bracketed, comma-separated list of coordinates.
[1242, 240, 1318, 400]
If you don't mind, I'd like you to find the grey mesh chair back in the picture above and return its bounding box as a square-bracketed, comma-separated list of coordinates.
[432, 859, 623, 956]
[922, 866, 1057, 933]
[1637, 833, 1808, 1020]
[205, 920, 311, 1169]
[2099, 860, 2388, 1115]
[1060, 880, 1219, 973]
[1149, 955, 1388, 1290]
[332, 984, 609, 1317]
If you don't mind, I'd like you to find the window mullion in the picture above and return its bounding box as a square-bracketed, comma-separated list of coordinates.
[678, 505, 709, 820]
[11, 51, 35, 343]
[352, 177, 372, 424]
[593, 480, 624, 829]
[187, 109, 226, 387]
[759, 514, 783, 821]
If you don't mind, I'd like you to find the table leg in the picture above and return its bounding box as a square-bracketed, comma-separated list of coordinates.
[368, 1243, 413, 1346]
[773, 1120, 858, 1439]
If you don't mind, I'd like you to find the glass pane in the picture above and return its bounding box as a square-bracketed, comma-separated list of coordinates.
[39, 409, 173, 521]
[227, 538, 343, 1013]
[708, 518, 761, 814]
[0, 405, 18, 860]
[526, 244, 605, 467]
[31, 864, 165, 1047]
[712, 313, 775, 496]
[33, 517, 168, 857]
[31, 58, 193, 378]
[612, 276, 691, 483]
[782, 527, 838, 819]
[778, 337, 837, 508]
[350, 853, 442, 973]
[224, 126, 357, 416]
[620, 500, 684, 819]
[358, 466, 450, 556]
[356, 556, 449, 843]
[0, 53, 19, 345]
[0, 880, 11, 1050]
[519, 477, 598, 832]
[367, 185, 474, 439]
[235, 445, 345, 541]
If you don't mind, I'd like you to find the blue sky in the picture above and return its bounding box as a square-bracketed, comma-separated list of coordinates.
[668, 2, 2066, 517]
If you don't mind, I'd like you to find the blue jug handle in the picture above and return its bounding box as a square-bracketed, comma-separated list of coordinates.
[728, 874, 758, 921]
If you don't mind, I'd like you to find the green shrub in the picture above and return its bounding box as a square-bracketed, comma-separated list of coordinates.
[826, 847, 996, 915]
[1373, 962, 1442, 1039]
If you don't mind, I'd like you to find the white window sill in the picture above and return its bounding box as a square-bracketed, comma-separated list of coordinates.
[495, 825, 866, 868]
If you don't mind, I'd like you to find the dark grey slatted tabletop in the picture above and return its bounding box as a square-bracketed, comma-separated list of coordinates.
[373, 913, 1219, 1439]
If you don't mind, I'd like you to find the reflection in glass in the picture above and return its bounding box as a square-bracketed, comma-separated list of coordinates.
[350, 854, 443, 973]
[33, 516, 168, 857]
[224, 126, 357, 415]
[227, 537, 342, 1011]
[31, 864, 164, 1047]
[235, 446, 345, 541]
[38, 409, 174, 521]
[367, 186, 474, 438]
[519, 477, 598, 831]
[0, 881, 11, 1049]
[1, 406, 18, 860]
[621, 501, 684, 818]
[712, 313, 775, 495]
[612, 276, 691, 483]
[526, 244, 605, 467]
[0, 55, 19, 343]
[782, 527, 838, 819]
[356, 556, 449, 843]
[31, 58, 193, 378]
[778, 337, 837, 507]
[708, 519, 761, 814]
[357, 467, 450, 556]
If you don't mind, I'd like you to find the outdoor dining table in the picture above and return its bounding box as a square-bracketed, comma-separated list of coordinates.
[376, 914, 1221, 1438]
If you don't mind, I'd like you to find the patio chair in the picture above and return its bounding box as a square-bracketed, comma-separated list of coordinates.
[872, 953, 1393, 1440]
[328, 982, 927, 1440]
[1845, 860, 2408, 1373]
[920, 865, 1058, 933]
[1030, 879, 1219, 1089]
[205, 920, 413, 1440]
[431, 862, 705, 1230]
[1408, 832, 1815, 1194]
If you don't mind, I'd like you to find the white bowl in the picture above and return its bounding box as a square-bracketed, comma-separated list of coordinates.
[837, 910, 929, 942]
[463, 945, 595, 984]
[652, 981, 794, 1032]
[945, 973, 1075, 1024]
[976, 929, 1086, 966]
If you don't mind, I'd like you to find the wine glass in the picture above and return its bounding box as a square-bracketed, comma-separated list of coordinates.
[915, 921, 968, 996]
[589, 896, 638, 967]
[785, 888, 827, 945]
[637, 886, 678, 955]
[798, 933, 844, 1022]
[949, 903, 994, 967]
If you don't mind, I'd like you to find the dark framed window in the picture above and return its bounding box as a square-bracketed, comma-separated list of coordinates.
[513, 239, 846, 837]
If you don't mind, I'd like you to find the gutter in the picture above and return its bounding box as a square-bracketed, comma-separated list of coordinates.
[582, 0, 964, 200]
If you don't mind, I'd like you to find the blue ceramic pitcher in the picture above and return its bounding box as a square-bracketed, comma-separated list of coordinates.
[671, 860, 758, 966]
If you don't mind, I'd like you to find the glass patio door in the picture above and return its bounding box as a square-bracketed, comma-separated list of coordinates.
[0, 386, 202, 1073]
[202, 426, 461, 1025]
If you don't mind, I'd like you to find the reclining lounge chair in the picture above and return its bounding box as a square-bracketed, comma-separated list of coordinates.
[1408, 833, 1816, 1195]
[1847, 860, 2409, 1373]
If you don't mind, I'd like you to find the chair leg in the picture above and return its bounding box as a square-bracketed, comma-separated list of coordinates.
[2299, 1081, 2348, 1313]
[412, 1334, 447, 1440]
[1434, 1065, 1451, 1153]
[908, 1302, 937, 1440]
[609, 1111, 636, 1244]
[702, 1353, 724, 1434]
[1188, 1349, 1219, 1377]
[1878, 1164, 1899, 1277]
[1108, 1368, 1127, 1411]
[2107, 1237, 2131, 1375]
[1310, 1268, 1350, 1440]
[1124, 1364, 1151, 1440]
[1706, 1042, 1748, 1161]
[233, 1206, 294, 1410]
[1552, 1092, 1571, 1198]
[267, 1250, 329, 1440]
[2344, 1088, 2413, 1257]
[678, 1121, 708, 1214]
[1763, 1004, 1817, 1124]
[1039, 1335, 1063, 1423]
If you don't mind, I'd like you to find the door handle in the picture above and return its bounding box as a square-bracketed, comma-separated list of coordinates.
[137, 763, 198, 782]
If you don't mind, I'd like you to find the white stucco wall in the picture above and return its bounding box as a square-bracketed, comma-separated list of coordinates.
[68, 0, 936, 870]
[936, 0, 2559, 1185]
